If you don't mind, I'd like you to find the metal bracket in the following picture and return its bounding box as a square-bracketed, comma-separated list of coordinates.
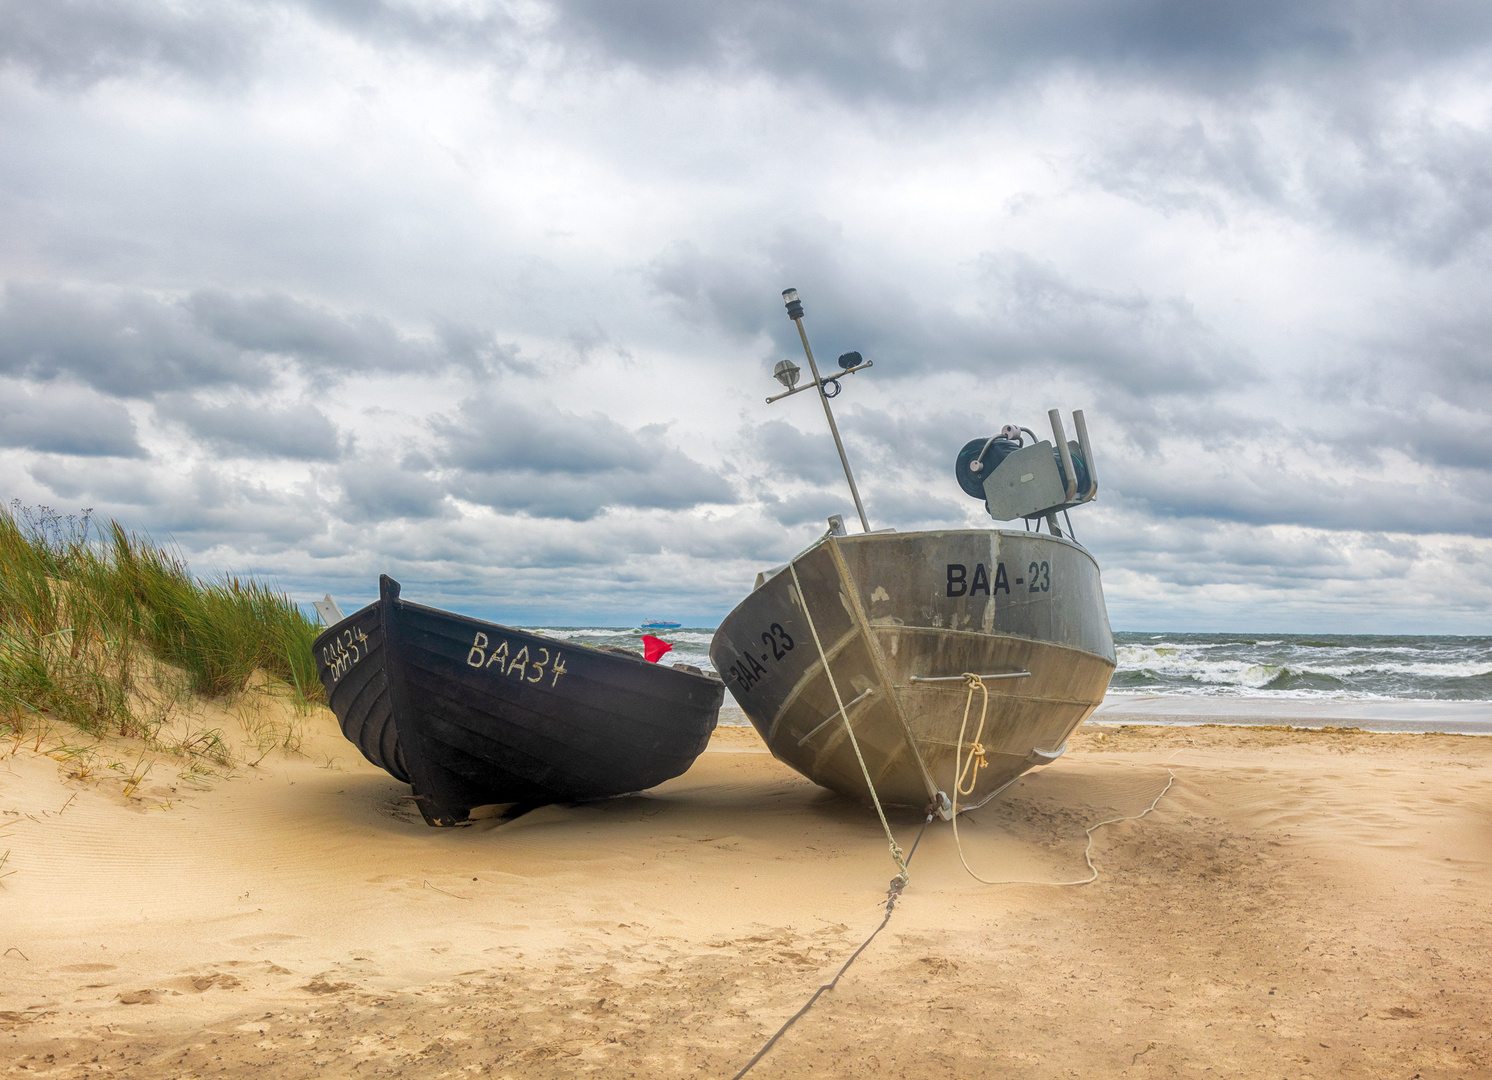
[764, 359, 874, 404]
[933, 791, 953, 821]
[1025, 742, 1067, 766]
[909, 671, 1032, 683]
[795, 687, 876, 746]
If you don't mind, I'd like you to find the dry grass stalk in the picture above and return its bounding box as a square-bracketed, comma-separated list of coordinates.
[0, 502, 329, 791]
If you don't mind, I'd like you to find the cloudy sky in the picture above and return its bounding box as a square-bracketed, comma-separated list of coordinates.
[1, 1, 1489, 632]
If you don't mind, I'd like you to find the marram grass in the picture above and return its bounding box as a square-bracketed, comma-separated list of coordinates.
[0, 502, 324, 741]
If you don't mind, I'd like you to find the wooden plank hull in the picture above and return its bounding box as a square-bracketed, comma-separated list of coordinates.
[314, 598, 407, 782]
[709, 530, 1115, 809]
[314, 576, 725, 825]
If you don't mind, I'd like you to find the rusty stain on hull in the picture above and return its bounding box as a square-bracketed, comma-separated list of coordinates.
[709, 528, 1115, 809]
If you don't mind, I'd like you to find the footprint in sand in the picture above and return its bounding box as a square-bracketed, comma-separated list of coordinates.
[303, 976, 356, 995]
[168, 972, 244, 993]
[117, 989, 165, 1005]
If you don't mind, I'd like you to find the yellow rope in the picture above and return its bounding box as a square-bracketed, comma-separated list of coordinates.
[954, 672, 989, 797]
[949, 672, 1174, 886]
[788, 561, 908, 886]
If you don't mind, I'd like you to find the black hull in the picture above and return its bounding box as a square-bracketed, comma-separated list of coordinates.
[315, 599, 409, 782]
[313, 576, 724, 826]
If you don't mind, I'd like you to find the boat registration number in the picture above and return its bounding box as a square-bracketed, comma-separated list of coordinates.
[723, 622, 795, 695]
[946, 561, 1051, 596]
[322, 625, 369, 682]
[466, 632, 567, 688]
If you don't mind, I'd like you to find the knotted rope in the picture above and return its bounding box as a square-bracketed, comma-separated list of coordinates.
[949, 671, 1175, 885]
[954, 671, 990, 798]
[950, 672, 994, 883]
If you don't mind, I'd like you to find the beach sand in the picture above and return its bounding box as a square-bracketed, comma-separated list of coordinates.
[2, 705, 1489, 1078]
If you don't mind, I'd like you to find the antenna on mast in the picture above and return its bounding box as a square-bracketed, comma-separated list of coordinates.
[768, 288, 874, 533]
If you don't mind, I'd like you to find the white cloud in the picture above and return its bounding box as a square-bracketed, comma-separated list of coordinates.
[0, 1, 1489, 630]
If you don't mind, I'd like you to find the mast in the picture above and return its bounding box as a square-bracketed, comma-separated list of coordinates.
[776, 288, 871, 533]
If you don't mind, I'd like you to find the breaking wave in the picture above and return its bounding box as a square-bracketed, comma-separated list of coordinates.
[1111, 634, 1492, 700]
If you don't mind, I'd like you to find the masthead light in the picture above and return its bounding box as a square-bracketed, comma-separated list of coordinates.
[782, 288, 804, 320]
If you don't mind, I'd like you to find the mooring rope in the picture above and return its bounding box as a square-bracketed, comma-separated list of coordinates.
[723, 561, 917, 1080]
[787, 561, 908, 885]
[728, 662, 1177, 1079]
[949, 672, 1175, 886]
[728, 814, 932, 1080]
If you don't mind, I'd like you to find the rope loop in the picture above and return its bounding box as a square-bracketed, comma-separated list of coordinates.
[954, 672, 990, 797]
[948, 668, 1177, 887]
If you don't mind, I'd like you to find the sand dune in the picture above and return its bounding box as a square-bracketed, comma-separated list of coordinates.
[2, 708, 1489, 1077]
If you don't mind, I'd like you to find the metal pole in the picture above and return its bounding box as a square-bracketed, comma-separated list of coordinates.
[792, 315, 870, 533]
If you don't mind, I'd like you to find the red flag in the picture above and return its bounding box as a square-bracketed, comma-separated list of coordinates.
[641, 635, 673, 663]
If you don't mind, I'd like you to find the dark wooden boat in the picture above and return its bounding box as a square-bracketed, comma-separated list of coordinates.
[313, 575, 725, 826]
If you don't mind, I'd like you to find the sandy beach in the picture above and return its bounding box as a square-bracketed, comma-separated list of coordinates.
[2, 702, 1489, 1079]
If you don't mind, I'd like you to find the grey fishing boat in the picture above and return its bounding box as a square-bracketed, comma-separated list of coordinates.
[709, 288, 1114, 814]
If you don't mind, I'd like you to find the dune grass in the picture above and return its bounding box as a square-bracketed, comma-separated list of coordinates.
[0, 502, 324, 743]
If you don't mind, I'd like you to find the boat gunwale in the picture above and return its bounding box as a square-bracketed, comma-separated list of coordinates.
[315, 598, 723, 692]
[826, 524, 1102, 570]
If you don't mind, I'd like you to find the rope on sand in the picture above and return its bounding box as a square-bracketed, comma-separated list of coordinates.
[729, 653, 1175, 1077]
[726, 563, 923, 1080]
[949, 672, 1175, 886]
[728, 815, 932, 1080]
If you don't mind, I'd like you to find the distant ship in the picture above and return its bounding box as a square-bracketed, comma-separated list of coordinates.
[640, 619, 683, 630]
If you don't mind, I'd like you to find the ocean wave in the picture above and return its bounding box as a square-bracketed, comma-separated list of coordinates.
[1113, 632, 1492, 700]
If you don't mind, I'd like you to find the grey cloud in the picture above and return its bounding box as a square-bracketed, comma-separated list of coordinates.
[544, 0, 1492, 101]
[0, 283, 513, 399]
[433, 395, 736, 520]
[1085, 118, 1285, 224]
[759, 489, 845, 528]
[0, 381, 143, 457]
[0, 283, 265, 397]
[146, 472, 330, 550]
[185, 291, 454, 377]
[1106, 448, 1492, 537]
[1305, 118, 1492, 263]
[0, 0, 520, 89]
[11, 0, 1492, 104]
[1393, 301, 1492, 408]
[1089, 109, 1492, 263]
[0, 0, 260, 86]
[974, 253, 1242, 395]
[158, 395, 342, 461]
[300, 0, 522, 57]
[1086, 512, 1433, 603]
[861, 487, 968, 530]
[1306, 301, 1492, 473]
[748, 419, 843, 487]
[1405, 423, 1492, 473]
[651, 234, 1240, 397]
[338, 457, 451, 524]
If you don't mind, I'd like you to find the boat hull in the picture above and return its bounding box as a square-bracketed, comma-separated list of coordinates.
[314, 599, 408, 782]
[314, 577, 725, 825]
[708, 530, 1115, 809]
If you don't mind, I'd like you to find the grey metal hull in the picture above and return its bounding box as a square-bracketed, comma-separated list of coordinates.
[709, 529, 1115, 809]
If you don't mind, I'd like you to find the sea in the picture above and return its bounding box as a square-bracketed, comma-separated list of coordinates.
[523, 627, 1492, 733]
[1109, 632, 1492, 701]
